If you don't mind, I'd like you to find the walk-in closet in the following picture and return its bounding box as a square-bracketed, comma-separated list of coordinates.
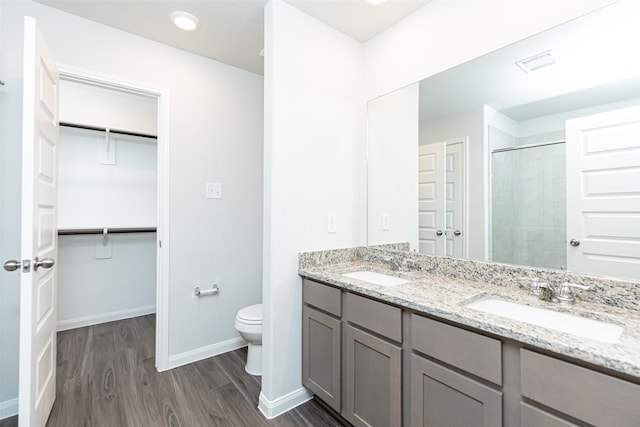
[56, 79, 158, 331]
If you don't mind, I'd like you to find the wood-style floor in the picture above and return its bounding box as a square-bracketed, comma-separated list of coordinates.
[1, 315, 345, 427]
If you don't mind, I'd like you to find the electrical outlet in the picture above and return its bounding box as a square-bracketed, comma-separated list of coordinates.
[327, 213, 337, 233]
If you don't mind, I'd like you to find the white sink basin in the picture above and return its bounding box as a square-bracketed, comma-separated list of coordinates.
[466, 298, 623, 343]
[342, 271, 409, 287]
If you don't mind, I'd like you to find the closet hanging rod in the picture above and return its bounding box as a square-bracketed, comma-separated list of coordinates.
[59, 121, 157, 139]
[58, 227, 157, 236]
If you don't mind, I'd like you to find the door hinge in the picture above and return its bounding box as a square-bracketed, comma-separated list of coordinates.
[159, 240, 162, 248]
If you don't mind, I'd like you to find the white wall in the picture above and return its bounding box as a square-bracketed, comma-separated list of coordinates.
[57, 234, 157, 330]
[262, 0, 364, 417]
[367, 83, 419, 249]
[0, 0, 263, 415]
[518, 96, 640, 137]
[58, 128, 157, 229]
[486, 96, 640, 142]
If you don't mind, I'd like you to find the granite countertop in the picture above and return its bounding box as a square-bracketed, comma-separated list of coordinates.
[299, 260, 640, 379]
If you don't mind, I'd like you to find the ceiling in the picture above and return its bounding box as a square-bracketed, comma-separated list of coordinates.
[35, 0, 430, 75]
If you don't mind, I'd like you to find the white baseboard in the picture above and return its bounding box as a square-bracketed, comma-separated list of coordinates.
[162, 337, 247, 371]
[56, 305, 156, 331]
[258, 387, 312, 419]
[0, 398, 18, 420]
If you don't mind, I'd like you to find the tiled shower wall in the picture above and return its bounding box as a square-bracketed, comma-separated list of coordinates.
[490, 127, 567, 270]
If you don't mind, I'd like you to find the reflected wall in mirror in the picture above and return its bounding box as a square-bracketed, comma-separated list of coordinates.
[367, 0, 640, 281]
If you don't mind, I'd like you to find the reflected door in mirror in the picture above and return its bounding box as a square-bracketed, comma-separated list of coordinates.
[566, 105, 640, 281]
[445, 142, 465, 257]
[418, 140, 466, 257]
[418, 143, 444, 255]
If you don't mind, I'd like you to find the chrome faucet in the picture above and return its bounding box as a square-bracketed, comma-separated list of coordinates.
[383, 256, 399, 270]
[537, 281, 590, 304]
[383, 256, 410, 272]
[556, 282, 590, 304]
[538, 282, 557, 302]
[398, 258, 411, 272]
[528, 278, 541, 296]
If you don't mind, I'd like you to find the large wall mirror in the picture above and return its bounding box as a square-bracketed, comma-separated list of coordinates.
[367, 0, 640, 281]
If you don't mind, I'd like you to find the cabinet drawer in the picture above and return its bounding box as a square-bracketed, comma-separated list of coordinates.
[520, 349, 640, 427]
[303, 279, 341, 317]
[520, 402, 577, 427]
[345, 292, 402, 342]
[411, 314, 502, 385]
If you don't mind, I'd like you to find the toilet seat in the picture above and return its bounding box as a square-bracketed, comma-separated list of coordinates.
[236, 304, 262, 325]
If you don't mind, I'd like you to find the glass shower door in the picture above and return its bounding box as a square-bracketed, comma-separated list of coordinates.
[491, 142, 566, 270]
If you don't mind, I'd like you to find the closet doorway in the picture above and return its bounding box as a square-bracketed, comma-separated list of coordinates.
[56, 67, 169, 369]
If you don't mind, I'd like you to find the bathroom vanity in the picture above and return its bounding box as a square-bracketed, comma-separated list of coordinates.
[299, 246, 640, 427]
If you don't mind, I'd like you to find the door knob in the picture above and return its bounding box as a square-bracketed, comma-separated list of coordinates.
[33, 257, 55, 271]
[3, 260, 21, 272]
[569, 239, 580, 247]
[436, 230, 443, 236]
[453, 230, 462, 236]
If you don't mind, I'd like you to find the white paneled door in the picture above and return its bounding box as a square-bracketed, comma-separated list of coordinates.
[418, 143, 445, 255]
[445, 142, 465, 258]
[566, 105, 640, 280]
[418, 140, 466, 257]
[19, 16, 59, 427]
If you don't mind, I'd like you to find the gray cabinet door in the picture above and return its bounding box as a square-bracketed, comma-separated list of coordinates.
[344, 324, 402, 427]
[411, 354, 502, 427]
[302, 306, 341, 412]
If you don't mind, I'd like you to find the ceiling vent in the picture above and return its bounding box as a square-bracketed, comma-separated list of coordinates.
[515, 50, 556, 73]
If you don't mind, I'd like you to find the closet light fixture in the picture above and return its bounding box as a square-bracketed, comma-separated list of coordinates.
[170, 11, 201, 32]
[365, 0, 389, 5]
[516, 50, 556, 73]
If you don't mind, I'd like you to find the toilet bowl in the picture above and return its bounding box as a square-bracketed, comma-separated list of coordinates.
[235, 303, 263, 376]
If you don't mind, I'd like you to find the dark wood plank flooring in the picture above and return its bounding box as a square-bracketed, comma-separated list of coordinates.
[1, 315, 345, 427]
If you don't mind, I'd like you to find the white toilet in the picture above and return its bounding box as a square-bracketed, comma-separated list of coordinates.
[235, 303, 263, 376]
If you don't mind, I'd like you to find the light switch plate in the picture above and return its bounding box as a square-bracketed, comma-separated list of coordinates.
[206, 182, 223, 199]
[382, 213, 391, 231]
[327, 213, 337, 233]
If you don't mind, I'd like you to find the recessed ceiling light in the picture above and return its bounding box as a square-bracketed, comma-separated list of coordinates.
[516, 50, 556, 73]
[365, 0, 389, 5]
[170, 11, 200, 32]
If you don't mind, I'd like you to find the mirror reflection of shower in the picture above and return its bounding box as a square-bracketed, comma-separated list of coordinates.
[490, 130, 566, 270]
